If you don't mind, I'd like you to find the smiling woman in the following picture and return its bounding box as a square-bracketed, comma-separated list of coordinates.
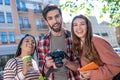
[3, 34, 42, 80]
[71, 14, 120, 80]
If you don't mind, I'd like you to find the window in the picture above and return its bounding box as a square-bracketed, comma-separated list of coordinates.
[16, 0, 27, 12]
[34, 4, 38, 13]
[16, 0, 20, 11]
[4, 0, 10, 5]
[0, 0, 3, 4]
[9, 32, 15, 43]
[6, 12, 13, 23]
[39, 5, 42, 12]
[24, 17, 29, 28]
[36, 18, 47, 30]
[40, 19, 47, 29]
[34, 4, 42, 13]
[101, 33, 108, 36]
[0, 32, 7, 43]
[0, 12, 5, 23]
[94, 33, 100, 35]
[36, 18, 40, 29]
[21, 1, 27, 11]
[19, 16, 23, 29]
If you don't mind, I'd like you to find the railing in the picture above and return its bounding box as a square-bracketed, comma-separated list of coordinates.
[17, 7, 28, 12]
[37, 25, 48, 30]
[34, 9, 42, 13]
[20, 24, 31, 30]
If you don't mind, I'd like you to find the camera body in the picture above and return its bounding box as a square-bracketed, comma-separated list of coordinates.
[47, 49, 66, 68]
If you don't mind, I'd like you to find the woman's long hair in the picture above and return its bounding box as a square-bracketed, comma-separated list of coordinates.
[71, 15, 103, 66]
[15, 34, 37, 58]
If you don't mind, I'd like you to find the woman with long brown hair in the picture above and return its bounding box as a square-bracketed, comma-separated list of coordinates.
[71, 14, 120, 80]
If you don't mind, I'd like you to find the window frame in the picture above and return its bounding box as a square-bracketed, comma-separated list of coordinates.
[0, 12, 5, 23]
[6, 12, 13, 23]
[0, 0, 3, 4]
[0, 32, 7, 43]
[4, 0, 10, 5]
[24, 17, 29, 28]
[35, 18, 40, 29]
[9, 32, 15, 43]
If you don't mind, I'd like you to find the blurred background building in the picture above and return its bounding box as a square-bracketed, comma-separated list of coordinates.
[0, 0, 60, 78]
[0, 0, 119, 79]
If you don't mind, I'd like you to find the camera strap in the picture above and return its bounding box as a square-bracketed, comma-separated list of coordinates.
[45, 66, 54, 78]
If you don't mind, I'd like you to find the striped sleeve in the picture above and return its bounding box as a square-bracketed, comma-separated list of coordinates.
[3, 58, 25, 80]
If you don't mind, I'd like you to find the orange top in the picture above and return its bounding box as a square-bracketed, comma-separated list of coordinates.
[80, 35, 120, 80]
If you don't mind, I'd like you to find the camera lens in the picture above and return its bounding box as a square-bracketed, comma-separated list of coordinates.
[48, 49, 65, 68]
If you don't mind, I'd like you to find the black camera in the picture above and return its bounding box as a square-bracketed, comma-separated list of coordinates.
[47, 49, 66, 68]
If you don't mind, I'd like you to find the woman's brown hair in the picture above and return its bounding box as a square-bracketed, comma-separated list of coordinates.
[71, 15, 103, 66]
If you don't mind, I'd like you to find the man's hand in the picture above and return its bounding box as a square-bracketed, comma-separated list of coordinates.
[62, 58, 69, 65]
[44, 56, 57, 74]
[45, 56, 54, 68]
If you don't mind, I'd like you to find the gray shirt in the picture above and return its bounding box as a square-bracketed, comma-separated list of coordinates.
[50, 34, 68, 80]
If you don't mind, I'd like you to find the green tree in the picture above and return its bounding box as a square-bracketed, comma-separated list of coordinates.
[60, 0, 120, 26]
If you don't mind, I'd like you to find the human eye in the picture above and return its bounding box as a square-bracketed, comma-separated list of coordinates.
[55, 14, 60, 18]
[25, 40, 29, 42]
[81, 22, 85, 25]
[47, 17, 52, 20]
[80, 21, 86, 25]
[32, 41, 35, 44]
[73, 23, 78, 27]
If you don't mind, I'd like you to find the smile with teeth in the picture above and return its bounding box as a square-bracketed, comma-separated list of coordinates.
[27, 45, 33, 48]
[76, 30, 83, 34]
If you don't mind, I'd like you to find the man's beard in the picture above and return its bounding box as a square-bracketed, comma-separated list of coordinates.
[50, 23, 62, 32]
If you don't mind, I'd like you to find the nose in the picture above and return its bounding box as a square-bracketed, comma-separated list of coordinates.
[53, 17, 57, 23]
[77, 25, 82, 29]
[28, 41, 33, 45]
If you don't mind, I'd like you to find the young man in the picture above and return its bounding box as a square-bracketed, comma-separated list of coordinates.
[38, 4, 82, 80]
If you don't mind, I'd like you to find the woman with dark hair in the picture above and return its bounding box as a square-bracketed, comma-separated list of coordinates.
[71, 15, 120, 80]
[3, 34, 41, 80]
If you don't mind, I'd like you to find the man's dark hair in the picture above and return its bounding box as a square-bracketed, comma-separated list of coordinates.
[42, 4, 62, 20]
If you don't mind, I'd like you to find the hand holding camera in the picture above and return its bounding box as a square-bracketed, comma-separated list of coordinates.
[44, 56, 55, 69]
[44, 49, 66, 78]
[47, 49, 66, 68]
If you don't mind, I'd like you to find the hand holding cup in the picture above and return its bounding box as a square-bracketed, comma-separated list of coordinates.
[22, 55, 33, 74]
[22, 55, 32, 66]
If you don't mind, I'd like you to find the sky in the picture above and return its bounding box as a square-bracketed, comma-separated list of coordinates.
[60, 0, 110, 23]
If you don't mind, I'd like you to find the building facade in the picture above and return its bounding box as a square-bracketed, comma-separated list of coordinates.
[115, 26, 120, 46]
[89, 16, 119, 48]
[0, 0, 49, 45]
[0, 0, 60, 79]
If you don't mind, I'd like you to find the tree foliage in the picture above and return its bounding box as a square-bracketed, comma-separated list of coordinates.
[60, 0, 120, 26]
